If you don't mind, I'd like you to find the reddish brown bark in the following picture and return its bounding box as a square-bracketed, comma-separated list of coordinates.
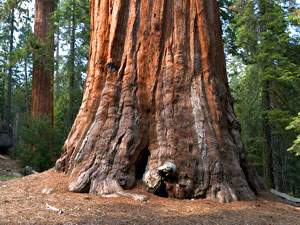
[56, 0, 264, 202]
[31, 0, 55, 122]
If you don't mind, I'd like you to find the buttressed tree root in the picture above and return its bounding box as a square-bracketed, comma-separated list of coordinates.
[56, 0, 265, 202]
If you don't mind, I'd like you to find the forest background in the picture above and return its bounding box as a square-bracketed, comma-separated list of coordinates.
[0, 0, 300, 197]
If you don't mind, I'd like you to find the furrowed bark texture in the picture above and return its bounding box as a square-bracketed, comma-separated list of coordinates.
[31, 0, 55, 122]
[56, 0, 264, 202]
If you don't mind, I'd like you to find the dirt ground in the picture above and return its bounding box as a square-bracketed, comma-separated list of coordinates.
[0, 157, 299, 225]
[0, 154, 22, 179]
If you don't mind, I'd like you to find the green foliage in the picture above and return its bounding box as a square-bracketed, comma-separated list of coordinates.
[53, 0, 90, 135]
[228, 58, 264, 175]
[226, 0, 300, 193]
[54, 90, 70, 138]
[0, 173, 22, 180]
[11, 116, 63, 172]
[0, 0, 90, 171]
[0, 0, 89, 172]
[288, 5, 300, 27]
[286, 113, 300, 155]
[0, 0, 33, 122]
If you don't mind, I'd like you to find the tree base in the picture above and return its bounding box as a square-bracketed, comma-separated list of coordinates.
[55, 0, 265, 202]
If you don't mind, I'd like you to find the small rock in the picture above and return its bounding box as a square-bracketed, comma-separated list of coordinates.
[24, 166, 38, 175]
[42, 188, 55, 195]
[12, 172, 22, 177]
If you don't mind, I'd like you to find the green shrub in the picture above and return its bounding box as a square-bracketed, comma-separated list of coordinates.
[11, 115, 63, 172]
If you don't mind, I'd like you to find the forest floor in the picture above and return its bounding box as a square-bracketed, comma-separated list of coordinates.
[0, 154, 23, 180]
[0, 155, 300, 225]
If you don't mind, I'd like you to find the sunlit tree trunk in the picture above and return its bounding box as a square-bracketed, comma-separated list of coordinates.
[56, 0, 264, 202]
[31, 0, 55, 123]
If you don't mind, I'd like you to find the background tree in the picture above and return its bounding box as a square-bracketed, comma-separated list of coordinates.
[0, 3, 10, 121]
[0, 0, 90, 171]
[31, 0, 55, 122]
[54, 0, 90, 137]
[16, 8, 33, 121]
[0, 0, 18, 126]
[0, 0, 32, 127]
[227, 0, 300, 193]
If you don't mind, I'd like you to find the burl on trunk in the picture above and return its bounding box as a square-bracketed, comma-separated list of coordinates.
[56, 0, 264, 202]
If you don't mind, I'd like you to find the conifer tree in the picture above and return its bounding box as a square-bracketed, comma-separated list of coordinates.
[54, 0, 90, 135]
[228, 0, 300, 192]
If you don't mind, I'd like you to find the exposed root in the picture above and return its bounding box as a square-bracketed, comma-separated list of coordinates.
[89, 179, 122, 195]
[102, 191, 149, 202]
[70, 176, 150, 202]
[206, 183, 239, 203]
[116, 191, 149, 202]
[68, 172, 91, 193]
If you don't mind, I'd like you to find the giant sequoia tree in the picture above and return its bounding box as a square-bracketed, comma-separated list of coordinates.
[31, 0, 55, 121]
[56, 0, 264, 202]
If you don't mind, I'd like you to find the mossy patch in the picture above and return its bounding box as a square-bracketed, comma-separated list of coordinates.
[0, 173, 23, 181]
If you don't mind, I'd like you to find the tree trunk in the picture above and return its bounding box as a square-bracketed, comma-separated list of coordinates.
[31, 0, 55, 122]
[6, 9, 14, 126]
[258, 0, 275, 190]
[56, 0, 264, 202]
[69, 0, 76, 129]
[24, 57, 29, 121]
[54, 0, 60, 103]
[1, 60, 6, 121]
[262, 80, 274, 189]
[273, 134, 287, 192]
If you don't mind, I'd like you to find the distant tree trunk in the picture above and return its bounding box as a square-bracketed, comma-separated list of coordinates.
[55, 0, 60, 100]
[258, 0, 275, 189]
[24, 57, 29, 121]
[56, 0, 265, 202]
[69, 0, 76, 129]
[31, 0, 55, 123]
[275, 133, 291, 192]
[1, 63, 6, 120]
[6, 9, 14, 126]
[262, 80, 274, 189]
[55, 32, 60, 81]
